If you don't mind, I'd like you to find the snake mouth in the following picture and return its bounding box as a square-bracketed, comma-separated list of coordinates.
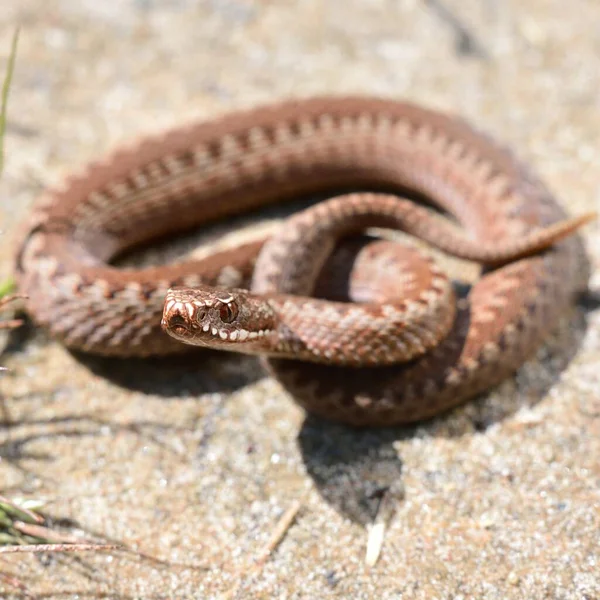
[197, 325, 269, 343]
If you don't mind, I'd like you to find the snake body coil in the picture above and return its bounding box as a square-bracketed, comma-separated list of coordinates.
[14, 97, 592, 426]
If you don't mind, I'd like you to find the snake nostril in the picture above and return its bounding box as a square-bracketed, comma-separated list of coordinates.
[167, 313, 189, 335]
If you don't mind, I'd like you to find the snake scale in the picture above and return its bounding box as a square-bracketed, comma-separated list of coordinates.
[14, 97, 593, 426]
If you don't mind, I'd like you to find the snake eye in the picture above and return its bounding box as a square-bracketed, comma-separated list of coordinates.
[219, 301, 238, 324]
[195, 307, 207, 323]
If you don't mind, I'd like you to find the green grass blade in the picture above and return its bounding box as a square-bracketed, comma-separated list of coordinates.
[0, 27, 20, 176]
[0, 277, 16, 298]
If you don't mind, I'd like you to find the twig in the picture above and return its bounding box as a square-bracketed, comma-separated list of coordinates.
[222, 496, 305, 599]
[11, 521, 86, 544]
[0, 543, 119, 554]
[365, 488, 398, 567]
[0, 293, 25, 330]
[254, 498, 303, 567]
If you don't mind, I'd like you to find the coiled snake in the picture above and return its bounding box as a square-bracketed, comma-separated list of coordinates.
[14, 97, 594, 426]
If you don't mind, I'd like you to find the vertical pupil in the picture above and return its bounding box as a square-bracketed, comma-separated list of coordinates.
[219, 303, 236, 323]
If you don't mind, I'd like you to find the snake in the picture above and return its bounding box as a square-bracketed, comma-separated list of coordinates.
[13, 96, 594, 426]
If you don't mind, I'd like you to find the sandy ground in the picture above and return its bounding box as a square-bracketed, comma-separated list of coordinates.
[0, 1, 599, 598]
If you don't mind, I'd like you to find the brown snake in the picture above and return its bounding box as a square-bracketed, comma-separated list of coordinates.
[14, 97, 594, 426]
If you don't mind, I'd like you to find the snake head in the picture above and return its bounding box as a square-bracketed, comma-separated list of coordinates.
[161, 286, 277, 353]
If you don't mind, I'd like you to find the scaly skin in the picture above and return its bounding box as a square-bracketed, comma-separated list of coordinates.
[14, 97, 593, 426]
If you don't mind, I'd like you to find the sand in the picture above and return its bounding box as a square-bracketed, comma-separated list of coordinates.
[0, 1, 599, 598]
